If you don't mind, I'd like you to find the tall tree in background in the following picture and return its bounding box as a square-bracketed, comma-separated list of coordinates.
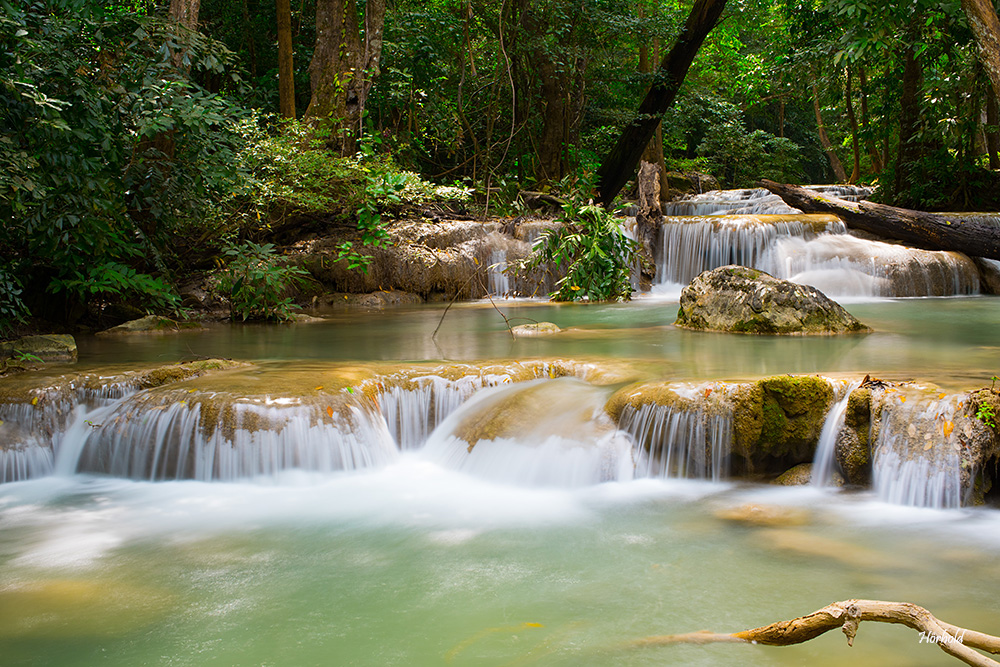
[597, 0, 727, 206]
[276, 0, 295, 118]
[305, 0, 387, 154]
[962, 0, 1000, 100]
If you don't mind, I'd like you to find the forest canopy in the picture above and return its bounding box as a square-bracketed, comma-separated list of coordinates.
[2, 0, 1000, 329]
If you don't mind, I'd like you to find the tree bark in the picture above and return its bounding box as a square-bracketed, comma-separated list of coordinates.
[628, 599, 1000, 667]
[963, 0, 1000, 102]
[168, 0, 201, 71]
[858, 65, 883, 172]
[811, 76, 847, 183]
[987, 87, 1000, 169]
[895, 33, 923, 203]
[305, 0, 386, 154]
[760, 179, 1000, 260]
[640, 37, 669, 200]
[596, 0, 727, 207]
[276, 0, 296, 119]
[845, 67, 861, 183]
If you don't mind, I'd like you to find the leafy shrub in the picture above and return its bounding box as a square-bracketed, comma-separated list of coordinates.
[518, 203, 638, 302]
[214, 240, 309, 321]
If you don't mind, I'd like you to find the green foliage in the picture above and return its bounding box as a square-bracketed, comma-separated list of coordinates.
[0, 2, 247, 329]
[518, 203, 638, 302]
[213, 240, 309, 321]
[0, 263, 27, 336]
[977, 401, 996, 429]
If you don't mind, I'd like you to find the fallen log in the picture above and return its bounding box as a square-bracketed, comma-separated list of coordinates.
[759, 179, 1000, 261]
[628, 599, 1000, 667]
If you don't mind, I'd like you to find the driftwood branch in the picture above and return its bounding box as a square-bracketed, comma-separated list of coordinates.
[759, 179, 1000, 261]
[630, 599, 1000, 667]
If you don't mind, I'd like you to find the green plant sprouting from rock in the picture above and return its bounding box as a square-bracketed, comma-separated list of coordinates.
[213, 240, 310, 321]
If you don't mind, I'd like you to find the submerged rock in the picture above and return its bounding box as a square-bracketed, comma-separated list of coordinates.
[96, 316, 203, 336]
[715, 503, 810, 527]
[511, 322, 561, 337]
[1, 334, 77, 361]
[675, 265, 871, 334]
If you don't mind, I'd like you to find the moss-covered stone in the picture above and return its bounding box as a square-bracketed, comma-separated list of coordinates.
[675, 265, 871, 335]
[835, 386, 874, 485]
[3, 334, 77, 361]
[96, 316, 203, 335]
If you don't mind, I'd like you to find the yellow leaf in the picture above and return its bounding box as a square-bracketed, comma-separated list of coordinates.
[30, 396, 38, 406]
[924, 442, 933, 451]
[939, 393, 947, 399]
[326, 406, 334, 418]
[570, 285, 581, 291]
[522, 622, 544, 628]
[943, 421, 954, 437]
[899, 396, 906, 403]
[315, 386, 324, 391]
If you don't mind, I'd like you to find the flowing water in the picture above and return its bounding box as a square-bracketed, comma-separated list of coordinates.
[3, 186, 1000, 664]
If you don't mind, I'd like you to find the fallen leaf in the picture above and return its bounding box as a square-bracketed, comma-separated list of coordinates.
[943, 421, 954, 437]
[924, 443, 933, 451]
[326, 406, 334, 418]
[315, 386, 323, 391]
[900, 396, 906, 403]
[907, 424, 916, 436]
[30, 397, 38, 406]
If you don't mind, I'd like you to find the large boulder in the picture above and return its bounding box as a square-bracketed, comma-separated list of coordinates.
[675, 265, 871, 335]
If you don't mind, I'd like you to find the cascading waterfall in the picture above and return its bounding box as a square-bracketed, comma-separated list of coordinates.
[420, 378, 636, 487]
[654, 187, 981, 298]
[872, 390, 965, 509]
[616, 386, 732, 482]
[379, 374, 512, 450]
[811, 380, 861, 487]
[60, 392, 399, 481]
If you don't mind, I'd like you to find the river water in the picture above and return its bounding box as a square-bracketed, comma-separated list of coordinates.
[2, 295, 1000, 665]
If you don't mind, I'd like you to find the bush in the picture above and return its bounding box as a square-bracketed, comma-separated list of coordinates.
[518, 203, 639, 302]
[213, 240, 309, 321]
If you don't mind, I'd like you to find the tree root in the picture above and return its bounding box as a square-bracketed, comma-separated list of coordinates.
[630, 599, 1000, 666]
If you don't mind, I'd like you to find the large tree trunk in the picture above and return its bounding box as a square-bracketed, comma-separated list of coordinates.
[596, 0, 727, 207]
[276, 0, 296, 119]
[845, 67, 861, 183]
[858, 65, 883, 172]
[640, 37, 668, 200]
[305, 0, 386, 155]
[963, 0, 1000, 102]
[895, 33, 924, 203]
[811, 75, 847, 183]
[168, 0, 201, 71]
[760, 179, 1000, 260]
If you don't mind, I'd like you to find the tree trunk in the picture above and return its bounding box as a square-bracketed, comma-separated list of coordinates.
[845, 67, 861, 183]
[895, 34, 923, 203]
[276, 0, 296, 119]
[305, 0, 387, 155]
[596, 0, 727, 207]
[963, 0, 1000, 102]
[987, 87, 999, 169]
[629, 599, 1000, 667]
[760, 179, 1000, 261]
[858, 65, 883, 172]
[811, 76, 847, 183]
[640, 37, 668, 199]
[168, 0, 201, 71]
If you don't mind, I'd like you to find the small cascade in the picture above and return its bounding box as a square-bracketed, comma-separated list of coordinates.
[379, 374, 509, 450]
[487, 248, 510, 297]
[654, 188, 982, 297]
[662, 188, 799, 216]
[656, 214, 843, 286]
[60, 392, 398, 481]
[616, 386, 732, 481]
[420, 378, 634, 486]
[811, 380, 861, 487]
[872, 390, 966, 509]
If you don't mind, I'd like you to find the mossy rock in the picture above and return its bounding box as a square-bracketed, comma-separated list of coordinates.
[675, 265, 871, 335]
[511, 322, 561, 337]
[97, 315, 202, 336]
[835, 386, 874, 485]
[3, 334, 77, 361]
[732, 375, 834, 473]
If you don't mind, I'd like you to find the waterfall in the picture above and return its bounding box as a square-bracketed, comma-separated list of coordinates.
[379, 374, 509, 450]
[419, 378, 635, 487]
[811, 380, 861, 487]
[654, 188, 982, 298]
[872, 391, 964, 509]
[55, 393, 398, 481]
[616, 390, 732, 482]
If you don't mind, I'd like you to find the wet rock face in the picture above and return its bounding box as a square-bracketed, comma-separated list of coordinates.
[675, 265, 871, 335]
[835, 386, 875, 485]
[732, 375, 834, 472]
